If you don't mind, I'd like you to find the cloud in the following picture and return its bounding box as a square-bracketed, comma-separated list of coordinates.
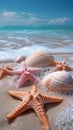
[0, 11, 38, 25]
[0, 11, 71, 25]
[27, 16, 38, 25]
[47, 17, 71, 24]
[2, 11, 22, 19]
[2, 11, 16, 18]
[21, 12, 36, 17]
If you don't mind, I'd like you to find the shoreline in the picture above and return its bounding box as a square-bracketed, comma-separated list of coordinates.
[0, 52, 73, 64]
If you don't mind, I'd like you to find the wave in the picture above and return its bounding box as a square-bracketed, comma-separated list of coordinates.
[0, 44, 73, 63]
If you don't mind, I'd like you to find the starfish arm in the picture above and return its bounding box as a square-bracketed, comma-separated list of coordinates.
[16, 73, 28, 88]
[32, 99, 50, 130]
[28, 72, 41, 83]
[8, 90, 28, 100]
[6, 96, 30, 121]
[3, 65, 13, 71]
[51, 65, 62, 71]
[22, 62, 27, 70]
[6, 70, 14, 76]
[28, 67, 42, 74]
[64, 65, 73, 71]
[22, 62, 42, 74]
[8, 70, 23, 76]
[53, 60, 62, 65]
[62, 59, 66, 64]
[40, 94, 63, 104]
[30, 85, 37, 92]
[7, 67, 13, 71]
[52, 64, 73, 71]
[0, 69, 4, 79]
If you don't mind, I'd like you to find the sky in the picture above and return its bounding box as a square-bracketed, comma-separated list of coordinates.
[0, 0, 73, 26]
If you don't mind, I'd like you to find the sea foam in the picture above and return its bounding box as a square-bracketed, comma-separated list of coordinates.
[0, 44, 73, 63]
[0, 45, 49, 62]
[55, 99, 73, 130]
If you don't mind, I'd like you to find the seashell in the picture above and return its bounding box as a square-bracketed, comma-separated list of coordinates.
[42, 71, 73, 92]
[25, 50, 56, 67]
[16, 56, 25, 63]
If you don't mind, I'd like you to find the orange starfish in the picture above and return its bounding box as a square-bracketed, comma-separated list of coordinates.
[6, 85, 63, 130]
[0, 65, 13, 79]
[51, 59, 73, 72]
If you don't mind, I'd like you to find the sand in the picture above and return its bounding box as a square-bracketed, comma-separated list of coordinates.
[0, 53, 73, 130]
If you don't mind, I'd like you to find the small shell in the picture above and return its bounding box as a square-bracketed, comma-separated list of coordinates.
[42, 71, 73, 92]
[15, 56, 25, 63]
[25, 50, 54, 67]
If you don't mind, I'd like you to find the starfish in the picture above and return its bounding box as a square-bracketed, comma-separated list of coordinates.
[9, 62, 42, 88]
[6, 85, 63, 130]
[51, 59, 73, 72]
[0, 65, 13, 79]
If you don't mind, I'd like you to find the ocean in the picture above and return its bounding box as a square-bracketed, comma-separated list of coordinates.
[0, 25, 73, 62]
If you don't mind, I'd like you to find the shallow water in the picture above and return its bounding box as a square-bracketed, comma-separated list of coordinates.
[0, 25, 73, 62]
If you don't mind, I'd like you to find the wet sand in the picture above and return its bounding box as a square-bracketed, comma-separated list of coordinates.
[0, 53, 73, 130]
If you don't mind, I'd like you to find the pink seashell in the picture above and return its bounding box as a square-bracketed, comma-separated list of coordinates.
[15, 56, 25, 63]
[42, 71, 73, 92]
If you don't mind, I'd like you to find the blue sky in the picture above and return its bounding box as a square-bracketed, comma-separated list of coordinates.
[0, 0, 73, 25]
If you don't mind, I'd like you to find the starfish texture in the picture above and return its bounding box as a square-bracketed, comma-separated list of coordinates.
[0, 65, 13, 79]
[6, 85, 63, 130]
[51, 59, 73, 72]
[9, 62, 42, 88]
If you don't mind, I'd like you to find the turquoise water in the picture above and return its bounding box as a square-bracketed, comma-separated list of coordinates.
[0, 25, 73, 31]
[0, 25, 73, 62]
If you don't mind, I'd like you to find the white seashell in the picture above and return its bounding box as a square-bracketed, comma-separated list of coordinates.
[25, 50, 55, 67]
[42, 71, 73, 92]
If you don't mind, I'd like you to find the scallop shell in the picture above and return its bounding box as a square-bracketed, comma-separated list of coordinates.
[42, 71, 73, 92]
[25, 50, 54, 67]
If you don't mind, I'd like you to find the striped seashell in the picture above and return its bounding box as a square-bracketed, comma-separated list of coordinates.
[42, 71, 73, 92]
[25, 50, 55, 67]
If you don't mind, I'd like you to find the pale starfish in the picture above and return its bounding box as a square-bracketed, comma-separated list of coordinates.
[9, 62, 42, 88]
[0, 65, 13, 79]
[6, 85, 63, 130]
[51, 59, 73, 72]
